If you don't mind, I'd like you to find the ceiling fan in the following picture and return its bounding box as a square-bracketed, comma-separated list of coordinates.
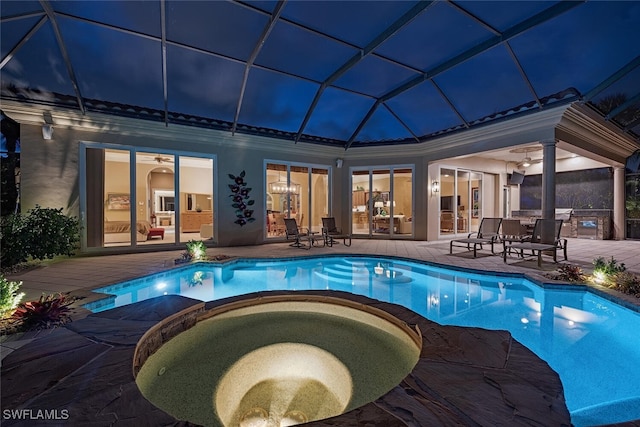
[517, 154, 543, 168]
[510, 146, 543, 168]
[153, 155, 174, 164]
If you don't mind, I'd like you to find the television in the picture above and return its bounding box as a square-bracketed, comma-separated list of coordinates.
[508, 170, 525, 185]
[440, 195, 461, 211]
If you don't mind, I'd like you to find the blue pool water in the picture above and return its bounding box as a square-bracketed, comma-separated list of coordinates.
[86, 256, 640, 426]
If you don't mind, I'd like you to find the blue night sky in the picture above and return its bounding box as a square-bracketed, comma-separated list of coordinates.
[1, 0, 639, 145]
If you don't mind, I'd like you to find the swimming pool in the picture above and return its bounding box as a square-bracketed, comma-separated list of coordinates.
[86, 256, 640, 426]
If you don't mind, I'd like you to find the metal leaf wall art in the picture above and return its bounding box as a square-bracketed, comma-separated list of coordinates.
[228, 170, 255, 226]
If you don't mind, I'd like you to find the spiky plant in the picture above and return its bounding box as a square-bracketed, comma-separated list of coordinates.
[555, 265, 586, 283]
[11, 293, 75, 331]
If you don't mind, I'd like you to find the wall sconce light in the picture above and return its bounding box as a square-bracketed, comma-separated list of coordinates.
[431, 180, 440, 194]
[42, 124, 54, 140]
[336, 158, 343, 168]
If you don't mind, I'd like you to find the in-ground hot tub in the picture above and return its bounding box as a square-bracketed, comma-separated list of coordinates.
[134, 295, 422, 427]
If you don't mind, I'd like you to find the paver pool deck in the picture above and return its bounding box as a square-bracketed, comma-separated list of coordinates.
[2, 238, 639, 426]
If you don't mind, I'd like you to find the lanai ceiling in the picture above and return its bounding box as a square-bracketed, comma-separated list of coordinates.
[1, 0, 639, 150]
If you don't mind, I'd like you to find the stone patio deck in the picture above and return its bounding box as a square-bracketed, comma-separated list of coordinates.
[2, 238, 640, 426]
[2, 291, 571, 426]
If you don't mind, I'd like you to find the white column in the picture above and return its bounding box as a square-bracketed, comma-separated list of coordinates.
[541, 140, 557, 220]
[613, 166, 625, 240]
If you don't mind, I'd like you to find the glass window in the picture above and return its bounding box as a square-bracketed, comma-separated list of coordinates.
[83, 145, 215, 249]
[85, 148, 131, 248]
[311, 168, 329, 233]
[439, 168, 456, 234]
[439, 168, 483, 235]
[291, 165, 308, 227]
[372, 169, 391, 235]
[351, 170, 370, 236]
[138, 152, 175, 244]
[179, 156, 214, 242]
[392, 168, 413, 236]
[351, 167, 414, 237]
[266, 162, 329, 238]
[456, 170, 470, 234]
[470, 172, 483, 233]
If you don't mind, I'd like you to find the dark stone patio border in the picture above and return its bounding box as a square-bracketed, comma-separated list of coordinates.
[1, 291, 571, 426]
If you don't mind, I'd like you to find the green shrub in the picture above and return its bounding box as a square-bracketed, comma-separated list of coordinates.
[186, 240, 207, 260]
[611, 271, 640, 296]
[0, 213, 28, 266]
[0, 275, 25, 317]
[0, 205, 80, 268]
[592, 256, 626, 276]
[11, 293, 75, 331]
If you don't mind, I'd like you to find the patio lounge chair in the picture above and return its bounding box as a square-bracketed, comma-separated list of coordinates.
[284, 218, 312, 249]
[500, 219, 529, 256]
[322, 217, 352, 247]
[449, 217, 502, 258]
[503, 219, 567, 267]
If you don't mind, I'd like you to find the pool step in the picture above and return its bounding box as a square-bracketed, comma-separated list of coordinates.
[315, 262, 411, 284]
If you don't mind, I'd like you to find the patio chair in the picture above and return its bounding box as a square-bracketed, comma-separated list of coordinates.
[273, 213, 286, 236]
[503, 219, 567, 267]
[440, 211, 455, 232]
[500, 219, 529, 255]
[449, 217, 502, 258]
[284, 218, 312, 249]
[322, 217, 352, 247]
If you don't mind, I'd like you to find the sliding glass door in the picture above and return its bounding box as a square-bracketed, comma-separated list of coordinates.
[350, 166, 414, 238]
[439, 168, 483, 236]
[179, 157, 214, 241]
[265, 162, 329, 238]
[81, 143, 215, 249]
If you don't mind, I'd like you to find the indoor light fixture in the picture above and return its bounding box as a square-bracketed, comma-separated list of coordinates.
[374, 201, 384, 215]
[432, 180, 440, 193]
[518, 149, 531, 168]
[268, 173, 300, 195]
